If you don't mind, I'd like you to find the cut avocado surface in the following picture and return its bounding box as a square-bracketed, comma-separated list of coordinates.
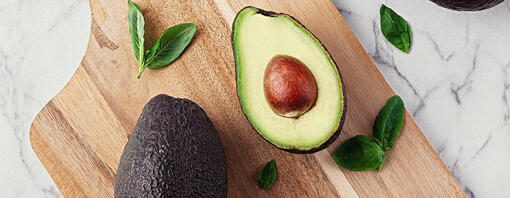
[232, 7, 346, 153]
[114, 94, 227, 197]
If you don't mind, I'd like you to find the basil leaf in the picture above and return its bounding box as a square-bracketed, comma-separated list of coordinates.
[380, 4, 411, 53]
[145, 39, 159, 64]
[258, 160, 276, 190]
[128, 0, 145, 64]
[334, 135, 385, 171]
[145, 23, 197, 69]
[373, 95, 405, 151]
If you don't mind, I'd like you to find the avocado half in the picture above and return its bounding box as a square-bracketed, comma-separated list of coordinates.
[232, 7, 347, 154]
[430, 0, 504, 11]
[114, 94, 227, 198]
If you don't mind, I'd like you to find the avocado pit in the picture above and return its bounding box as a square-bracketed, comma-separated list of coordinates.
[263, 55, 317, 118]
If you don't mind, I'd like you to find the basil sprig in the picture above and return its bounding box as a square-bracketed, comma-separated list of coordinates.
[334, 95, 405, 171]
[380, 4, 412, 53]
[128, 0, 196, 78]
[258, 160, 276, 190]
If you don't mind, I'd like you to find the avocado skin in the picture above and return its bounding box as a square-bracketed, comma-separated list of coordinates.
[430, 0, 503, 11]
[232, 7, 347, 154]
[114, 94, 227, 198]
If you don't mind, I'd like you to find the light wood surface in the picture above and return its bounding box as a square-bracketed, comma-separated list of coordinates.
[30, 0, 465, 197]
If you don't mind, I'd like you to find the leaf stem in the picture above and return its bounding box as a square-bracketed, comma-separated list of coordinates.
[378, 155, 385, 171]
[137, 64, 146, 79]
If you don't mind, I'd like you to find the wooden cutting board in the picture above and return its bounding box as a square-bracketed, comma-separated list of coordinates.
[30, 0, 465, 197]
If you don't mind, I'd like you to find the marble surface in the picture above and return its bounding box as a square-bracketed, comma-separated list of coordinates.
[0, 0, 90, 197]
[1, 0, 509, 197]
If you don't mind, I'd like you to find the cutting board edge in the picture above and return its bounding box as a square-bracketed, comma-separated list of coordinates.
[29, 12, 96, 177]
[325, 4, 464, 193]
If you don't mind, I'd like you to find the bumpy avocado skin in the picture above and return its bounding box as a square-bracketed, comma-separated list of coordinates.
[114, 94, 227, 198]
[430, 0, 503, 11]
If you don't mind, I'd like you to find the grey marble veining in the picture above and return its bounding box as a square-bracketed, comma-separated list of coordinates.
[334, 0, 510, 197]
[0, 0, 89, 197]
[1, 0, 509, 197]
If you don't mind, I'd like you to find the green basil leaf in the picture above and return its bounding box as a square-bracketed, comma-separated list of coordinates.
[258, 160, 276, 190]
[128, 0, 145, 64]
[145, 23, 197, 69]
[145, 39, 159, 64]
[334, 135, 385, 171]
[373, 95, 405, 151]
[380, 4, 411, 53]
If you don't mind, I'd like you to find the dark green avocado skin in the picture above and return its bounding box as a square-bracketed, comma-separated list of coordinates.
[114, 94, 227, 198]
[430, 0, 504, 11]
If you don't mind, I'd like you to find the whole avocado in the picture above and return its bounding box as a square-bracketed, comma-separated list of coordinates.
[430, 0, 504, 11]
[114, 94, 227, 198]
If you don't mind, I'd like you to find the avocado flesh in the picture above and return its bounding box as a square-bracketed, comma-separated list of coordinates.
[232, 7, 346, 153]
[430, 0, 503, 11]
[114, 94, 227, 198]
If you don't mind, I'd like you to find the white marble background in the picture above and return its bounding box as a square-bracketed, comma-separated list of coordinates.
[1, 0, 508, 197]
[333, 0, 510, 197]
[0, 0, 90, 197]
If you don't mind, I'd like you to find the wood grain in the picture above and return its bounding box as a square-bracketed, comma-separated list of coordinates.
[30, 0, 465, 197]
